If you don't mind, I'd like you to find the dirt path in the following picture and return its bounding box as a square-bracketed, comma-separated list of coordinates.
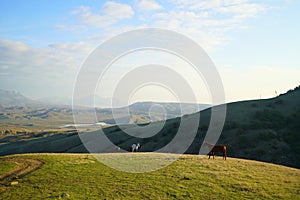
[0, 157, 44, 185]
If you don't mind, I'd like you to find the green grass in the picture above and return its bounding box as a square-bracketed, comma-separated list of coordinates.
[0, 153, 299, 199]
[0, 161, 17, 175]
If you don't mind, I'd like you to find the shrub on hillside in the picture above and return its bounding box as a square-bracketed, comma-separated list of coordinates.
[274, 99, 284, 105]
[223, 121, 238, 130]
[251, 109, 287, 129]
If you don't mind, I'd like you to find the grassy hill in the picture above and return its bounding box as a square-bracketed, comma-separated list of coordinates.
[0, 86, 299, 168]
[0, 153, 299, 199]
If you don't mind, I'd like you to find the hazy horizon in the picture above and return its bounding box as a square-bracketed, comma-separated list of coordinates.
[1, 85, 298, 108]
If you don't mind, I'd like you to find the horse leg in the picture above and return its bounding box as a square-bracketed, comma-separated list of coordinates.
[223, 148, 227, 160]
[212, 152, 215, 159]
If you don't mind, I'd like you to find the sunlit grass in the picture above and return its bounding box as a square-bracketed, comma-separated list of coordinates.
[0, 161, 18, 175]
[0, 153, 299, 199]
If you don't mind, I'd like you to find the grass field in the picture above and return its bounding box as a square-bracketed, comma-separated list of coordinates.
[0, 153, 299, 199]
[0, 161, 17, 175]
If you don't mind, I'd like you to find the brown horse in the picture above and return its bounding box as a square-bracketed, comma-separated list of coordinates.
[204, 142, 227, 160]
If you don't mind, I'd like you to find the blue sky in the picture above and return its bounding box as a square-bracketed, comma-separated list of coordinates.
[0, 0, 299, 104]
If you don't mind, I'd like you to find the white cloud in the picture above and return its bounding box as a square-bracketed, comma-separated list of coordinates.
[146, 0, 266, 51]
[0, 40, 93, 78]
[0, 40, 97, 97]
[0, 65, 9, 69]
[62, 0, 266, 51]
[173, 0, 253, 10]
[49, 42, 94, 55]
[0, 40, 47, 69]
[72, 2, 134, 29]
[0, 40, 29, 52]
[164, 0, 266, 26]
[103, 1, 134, 19]
[217, 2, 265, 18]
[137, 0, 162, 12]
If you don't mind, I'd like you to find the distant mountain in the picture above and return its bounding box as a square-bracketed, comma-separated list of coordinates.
[0, 89, 37, 105]
[78, 95, 112, 108]
[95, 102, 210, 124]
[128, 102, 210, 115]
[39, 95, 115, 108]
[4, 89, 116, 108]
[0, 89, 209, 131]
[38, 94, 211, 111]
[38, 96, 72, 106]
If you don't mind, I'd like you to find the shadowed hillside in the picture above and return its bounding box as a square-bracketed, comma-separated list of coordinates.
[0, 86, 299, 168]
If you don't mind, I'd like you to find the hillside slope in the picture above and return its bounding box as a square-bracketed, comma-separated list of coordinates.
[1, 86, 299, 168]
[211, 86, 300, 167]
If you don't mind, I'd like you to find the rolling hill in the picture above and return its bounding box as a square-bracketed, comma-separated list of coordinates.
[0, 86, 299, 168]
[0, 154, 299, 199]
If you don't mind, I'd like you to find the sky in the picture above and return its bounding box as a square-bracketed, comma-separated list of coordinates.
[0, 0, 299, 105]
